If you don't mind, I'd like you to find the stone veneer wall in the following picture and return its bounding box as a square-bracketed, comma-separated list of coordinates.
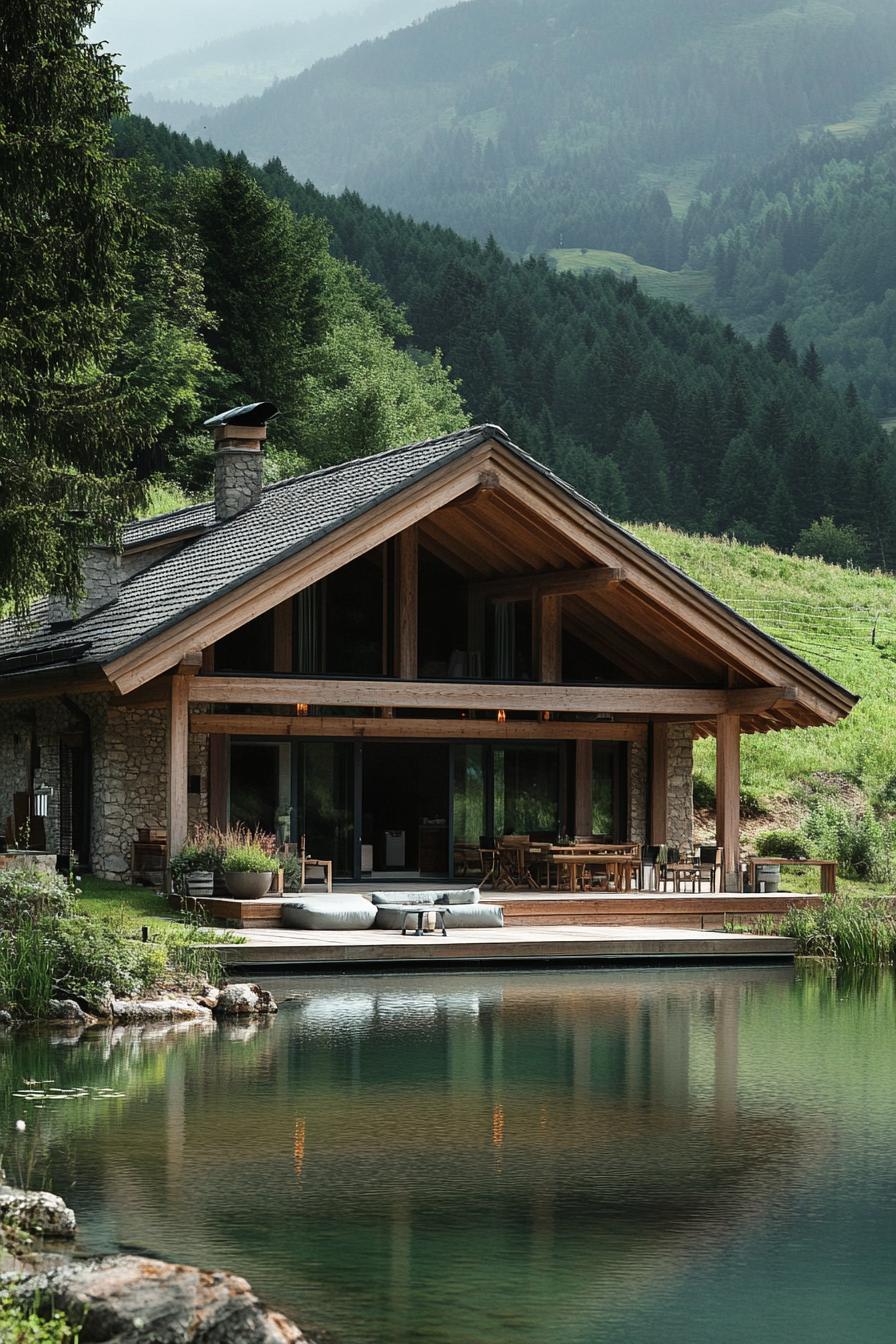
[0, 694, 209, 879]
[665, 723, 694, 851]
[628, 740, 647, 844]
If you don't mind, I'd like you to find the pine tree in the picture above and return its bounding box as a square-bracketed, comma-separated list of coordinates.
[186, 159, 330, 450]
[766, 322, 796, 366]
[592, 457, 630, 519]
[801, 342, 823, 384]
[766, 479, 799, 552]
[0, 0, 143, 610]
[618, 412, 669, 523]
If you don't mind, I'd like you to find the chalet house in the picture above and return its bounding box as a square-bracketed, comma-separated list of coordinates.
[0, 412, 856, 890]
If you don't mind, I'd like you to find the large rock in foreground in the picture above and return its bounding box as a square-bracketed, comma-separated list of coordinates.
[3, 1255, 308, 1343]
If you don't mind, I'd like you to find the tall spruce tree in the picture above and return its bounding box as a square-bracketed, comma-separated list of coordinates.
[0, 1, 144, 610]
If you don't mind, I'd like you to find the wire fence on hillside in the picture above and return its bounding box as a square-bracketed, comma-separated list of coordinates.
[714, 597, 896, 665]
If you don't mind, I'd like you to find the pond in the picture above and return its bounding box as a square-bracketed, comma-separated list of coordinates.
[1, 965, 894, 1344]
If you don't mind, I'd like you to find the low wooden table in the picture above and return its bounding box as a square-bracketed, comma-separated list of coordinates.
[747, 857, 836, 895]
[396, 905, 448, 937]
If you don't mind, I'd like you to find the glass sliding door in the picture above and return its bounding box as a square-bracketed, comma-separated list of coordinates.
[230, 742, 291, 835]
[452, 745, 486, 878]
[298, 742, 355, 878]
[493, 745, 560, 840]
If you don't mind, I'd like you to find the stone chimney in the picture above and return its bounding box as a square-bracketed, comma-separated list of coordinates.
[213, 423, 266, 521]
[206, 402, 278, 522]
[48, 545, 123, 626]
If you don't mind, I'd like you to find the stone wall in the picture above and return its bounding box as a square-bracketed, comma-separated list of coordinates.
[665, 723, 694, 851]
[0, 693, 209, 880]
[0, 698, 81, 853]
[628, 740, 647, 845]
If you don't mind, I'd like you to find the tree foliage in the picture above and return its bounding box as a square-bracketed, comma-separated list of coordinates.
[116, 115, 896, 568]
[0, 0, 144, 610]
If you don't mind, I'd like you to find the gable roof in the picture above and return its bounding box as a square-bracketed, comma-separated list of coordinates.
[0, 424, 857, 729]
[0, 426, 493, 675]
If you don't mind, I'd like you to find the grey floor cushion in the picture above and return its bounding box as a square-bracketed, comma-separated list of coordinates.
[441, 905, 504, 929]
[282, 897, 376, 931]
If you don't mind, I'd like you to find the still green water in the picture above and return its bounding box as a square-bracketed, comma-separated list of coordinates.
[1, 966, 894, 1343]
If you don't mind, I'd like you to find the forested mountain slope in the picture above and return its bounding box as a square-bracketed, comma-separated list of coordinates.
[193, 0, 896, 258]
[680, 117, 896, 412]
[117, 116, 896, 567]
[127, 0, 439, 119]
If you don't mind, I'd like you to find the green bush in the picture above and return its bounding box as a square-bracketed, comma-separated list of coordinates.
[50, 916, 166, 1003]
[755, 829, 807, 859]
[803, 800, 892, 881]
[221, 844, 274, 874]
[0, 1293, 79, 1342]
[0, 868, 72, 924]
[693, 776, 715, 809]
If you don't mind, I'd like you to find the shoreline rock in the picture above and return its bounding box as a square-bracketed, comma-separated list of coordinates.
[0, 1185, 76, 1240]
[2, 1254, 308, 1342]
[1, 984, 277, 1029]
[110, 995, 213, 1025]
[214, 983, 278, 1016]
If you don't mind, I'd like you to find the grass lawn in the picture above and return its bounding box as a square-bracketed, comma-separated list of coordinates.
[548, 248, 713, 305]
[631, 524, 896, 814]
[74, 875, 176, 932]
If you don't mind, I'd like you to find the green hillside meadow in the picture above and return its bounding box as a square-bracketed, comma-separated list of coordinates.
[548, 248, 713, 303]
[631, 525, 896, 813]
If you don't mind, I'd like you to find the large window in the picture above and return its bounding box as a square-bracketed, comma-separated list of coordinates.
[493, 745, 560, 839]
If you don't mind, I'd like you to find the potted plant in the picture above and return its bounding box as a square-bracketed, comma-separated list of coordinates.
[170, 833, 223, 899]
[222, 842, 275, 899]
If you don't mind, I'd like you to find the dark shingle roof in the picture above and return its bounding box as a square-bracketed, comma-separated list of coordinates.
[0, 426, 494, 674]
[122, 501, 215, 548]
[0, 422, 855, 710]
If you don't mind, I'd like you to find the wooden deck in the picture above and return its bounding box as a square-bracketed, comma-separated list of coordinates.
[180, 887, 820, 931]
[214, 923, 795, 970]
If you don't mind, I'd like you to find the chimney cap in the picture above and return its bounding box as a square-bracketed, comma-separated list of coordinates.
[204, 401, 279, 429]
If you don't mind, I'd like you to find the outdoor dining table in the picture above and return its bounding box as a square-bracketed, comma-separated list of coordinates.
[545, 847, 639, 893]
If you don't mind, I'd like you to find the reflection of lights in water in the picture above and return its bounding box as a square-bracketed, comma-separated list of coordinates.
[492, 1103, 505, 1147]
[294, 1118, 306, 1182]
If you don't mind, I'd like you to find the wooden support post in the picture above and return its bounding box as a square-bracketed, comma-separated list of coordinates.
[649, 722, 668, 846]
[716, 711, 741, 891]
[538, 594, 562, 683]
[167, 655, 200, 861]
[397, 526, 418, 680]
[574, 740, 593, 837]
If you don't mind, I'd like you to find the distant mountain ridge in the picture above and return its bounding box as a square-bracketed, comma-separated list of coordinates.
[193, 0, 896, 257]
[127, 0, 441, 118]
[116, 114, 896, 568]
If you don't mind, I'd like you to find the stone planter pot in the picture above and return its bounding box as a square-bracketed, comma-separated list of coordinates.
[186, 871, 215, 899]
[224, 871, 273, 900]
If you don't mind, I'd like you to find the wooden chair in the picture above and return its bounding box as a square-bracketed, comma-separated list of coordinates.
[478, 836, 500, 889]
[695, 845, 723, 893]
[497, 835, 536, 889]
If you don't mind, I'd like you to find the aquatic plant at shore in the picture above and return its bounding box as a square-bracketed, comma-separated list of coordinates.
[734, 895, 896, 965]
[0, 869, 227, 1019]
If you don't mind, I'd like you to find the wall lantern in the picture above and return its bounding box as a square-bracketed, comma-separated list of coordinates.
[295, 703, 310, 717]
[497, 709, 507, 724]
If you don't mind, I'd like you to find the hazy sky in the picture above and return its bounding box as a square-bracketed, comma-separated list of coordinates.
[92, 1, 370, 69]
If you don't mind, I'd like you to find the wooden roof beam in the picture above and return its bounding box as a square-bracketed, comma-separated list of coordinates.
[471, 566, 625, 602]
[189, 676, 798, 717]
